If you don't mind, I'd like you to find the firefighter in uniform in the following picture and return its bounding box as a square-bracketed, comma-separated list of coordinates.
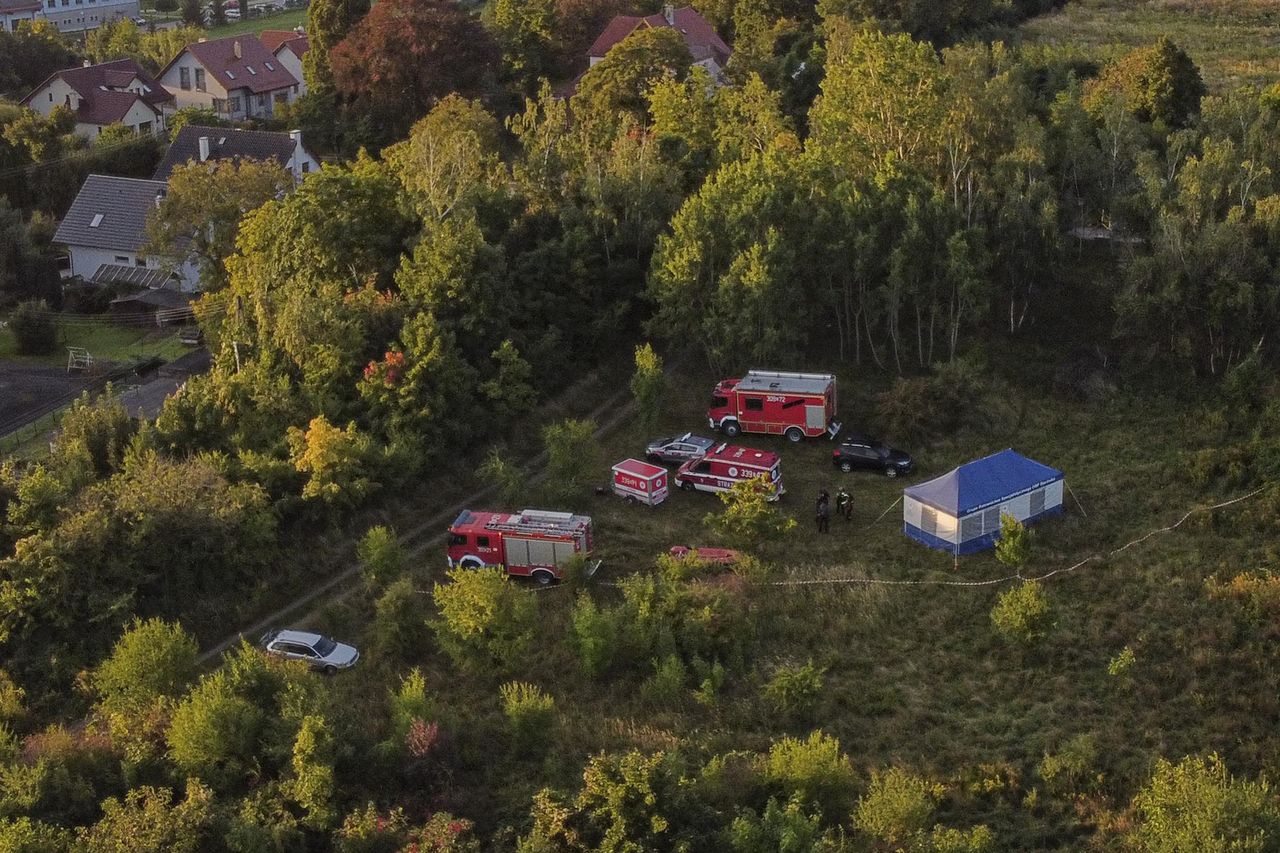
[816, 490, 831, 534]
[836, 487, 852, 522]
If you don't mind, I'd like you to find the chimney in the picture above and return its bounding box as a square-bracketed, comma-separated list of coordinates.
[289, 128, 302, 146]
[83, 59, 92, 68]
[154, 187, 166, 209]
[233, 39, 242, 59]
[663, 3, 675, 24]
[198, 135, 210, 161]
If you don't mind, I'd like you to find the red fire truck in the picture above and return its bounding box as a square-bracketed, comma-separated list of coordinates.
[707, 370, 841, 442]
[446, 509, 596, 583]
[673, 443, 785, 499]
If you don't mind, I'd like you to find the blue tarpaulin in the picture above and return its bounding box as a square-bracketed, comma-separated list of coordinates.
[904, 449, 1063, 516]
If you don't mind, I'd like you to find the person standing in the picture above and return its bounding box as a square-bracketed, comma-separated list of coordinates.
[836, 487, 852, 521]
[817, 490, 831, 534]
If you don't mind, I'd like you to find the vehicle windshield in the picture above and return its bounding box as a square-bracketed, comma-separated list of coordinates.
[313, 637, 337, 656]
[711, 395, 728, 408]
[875, 445, 891, 458]
[652, 437, 672, 447]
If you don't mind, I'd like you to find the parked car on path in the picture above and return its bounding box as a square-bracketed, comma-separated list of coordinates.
[832, 434, 913, 477]
[261, 629, 359, 674]
[645, 432, 716, 465]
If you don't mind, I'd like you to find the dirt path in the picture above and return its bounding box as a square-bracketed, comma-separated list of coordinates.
[197, 389, 641, 664]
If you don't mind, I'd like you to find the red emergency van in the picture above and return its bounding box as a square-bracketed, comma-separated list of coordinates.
[707, 369, 841, 441]
[446, 509, 596, 583]
[673, 443, 784, 500]
[611, 458, 668, 506]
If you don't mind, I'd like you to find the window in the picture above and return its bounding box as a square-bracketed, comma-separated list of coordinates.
[211, 97, 226, 113]
[48, 92, 52, 101]
[113, 255, 129, 262]
[313, 637, 336, 656]
[710, 395, 728, 408]
[744, 398, 763, 411]
[246, 65, 255, 75]
[983, 506, 999, 534]
[229, 95, 241, 112]
[256, 93, 265, 108]
[194, 68, 205, 91]
[89, 214, 104, 227]
[476, 536, 490, 548]
[449, 533, 467, 546]
[225, 70, 235, 80]
[693, 461, 711, 473]
[264, 61, 274, 70]
[135, 257, 147, 267]
[179, 66, 190, 89]
[300, 161, 309, 173]
[1029, 488, 1045, 515]
[960, 514, 982, 542]
[920, 506, 938, 536]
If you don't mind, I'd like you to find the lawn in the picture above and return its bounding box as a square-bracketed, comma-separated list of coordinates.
[1018, 0, 1280, 92]
[204, 7, 307, 38]
[0, 317, 188, 367]
[293, 336, 1275, 846]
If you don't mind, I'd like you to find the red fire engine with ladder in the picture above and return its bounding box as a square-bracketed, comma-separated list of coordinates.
[446, 509, 598, 584]
[707, 370, 841, 442]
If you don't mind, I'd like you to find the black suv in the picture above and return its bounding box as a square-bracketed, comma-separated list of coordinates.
[832, 434, 913, 477]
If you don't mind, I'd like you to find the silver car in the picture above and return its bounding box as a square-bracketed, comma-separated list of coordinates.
[261, 629, 359, 674]
[645, 432, 716, 465]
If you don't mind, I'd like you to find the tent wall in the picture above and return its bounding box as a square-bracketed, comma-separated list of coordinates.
[903, 496, 960, 550]
[905, 480, 1064, 555]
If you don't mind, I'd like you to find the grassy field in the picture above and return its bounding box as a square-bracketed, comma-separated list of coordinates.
[1019, 0, 1280, 92]
[290, 332, 1276, 846]
[204, 7, 306, 38]
[0, 318, 187, 367]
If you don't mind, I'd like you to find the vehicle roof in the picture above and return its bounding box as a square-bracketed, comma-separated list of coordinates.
[614, 458, 666, 477]
[736, 370, 835, 395]
[706, 443, 779, 465]
[272, 629, 324, 645]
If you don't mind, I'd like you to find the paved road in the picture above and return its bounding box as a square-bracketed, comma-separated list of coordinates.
[0, 361, 97, 437]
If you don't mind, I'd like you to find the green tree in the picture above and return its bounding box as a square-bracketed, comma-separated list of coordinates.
[854, 767, 943, 846]
[481, 341, 538, 425]
[990, 581, 1051, 645]
[0, 22, 78, 96]
[1083, 37, 1205, 129]
[499, 681, 556, 755]
[304, 0, 370, 93]
[55, 388, 133, 480]
[762, 731, 856, 819]
[704, 474, 795, 550]
[166, 672, 267, 789]
[477, 448, 527, 506]
[630, 343, 665, 434]
[93, 617, 198, 712]
[431, 567, 537, 672]
[542, 418, 601, 502]
[147, 159, 292, 291]
[571, 26, 693, 143]
[488, 0, 556, 90]
[728, 795, 829, 853]
[284, 715, 337, 830]
[993, 512, 1030, 569]
[357, 524, 405, 592]
[1130, 755, 1280, 851]
[8, 299, 55, 355]
[287, 415, 377, 507]
[75, 780, 215, 853]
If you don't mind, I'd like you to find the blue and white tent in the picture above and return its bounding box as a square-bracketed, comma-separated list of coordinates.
[902, 449, 1064, 555]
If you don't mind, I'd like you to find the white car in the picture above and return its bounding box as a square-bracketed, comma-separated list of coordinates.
[261, 629, 359, 674]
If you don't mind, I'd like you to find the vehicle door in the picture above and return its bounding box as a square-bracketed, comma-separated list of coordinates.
[473, 533, 502, 564]
[278, 642, 317, 663]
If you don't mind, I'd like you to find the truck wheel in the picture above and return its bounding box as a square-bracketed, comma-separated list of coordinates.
[625, 495, 638, 505]
[722, 420, 741, 437]
[323, 665, 337, 676]
[680, 480, 696, 491]
[839, 460, 853, 473]
[532, 569, 555, 585]
[785, 427, 804, 443]
[459, 556, 483, 569]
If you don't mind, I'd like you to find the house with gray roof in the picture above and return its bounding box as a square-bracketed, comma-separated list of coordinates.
[53, 174, 200, 293]
[20, 59, 173, 141]
[152, 124, 319, 182]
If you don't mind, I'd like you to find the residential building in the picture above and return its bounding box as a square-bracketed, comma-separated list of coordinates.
[21, 59, 173, 140]
[587, 4, 731, 79]
[261, 28, 309, 96]
[0, 0, 40, 32]
[157, 35, 300, 121]
[53, 174, 200, 292]
[152, 124, 319, 182]
[36, 0, 138, 33]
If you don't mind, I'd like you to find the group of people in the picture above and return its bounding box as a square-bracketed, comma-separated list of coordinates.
[815, 487, 852, 533]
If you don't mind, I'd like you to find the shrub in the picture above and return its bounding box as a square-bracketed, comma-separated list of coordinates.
[1108, 646, 1137, 678]
[728, 795, 826, 853]
[762, 731, 856, 818]
[762, 660, 825, 718]
[703, 474, 795, 551]
[477, 448, 526, 505]
[641, 655, 687, 707]
[569, 594, 620, 677]
[370, 576, 426, 662]
[154, 0, 177, 10]
[541, 418, 601, 501]
[8, 300, 56, 356]
[994, 513, 1030, 569]
[630, 343, 665, 433]
[854, 767, 944, 846]
[93, 617, 198, 712]
[1130, 754, 1280, 851]
[1038, 734, 1098, 794]
[499, 682, 555, 755]
[431, 567, 537, 672]
[990, 581, 1051, 645]
[0, 671, 26, 727]
[357, 525, 405, 592]
[335, 803, 409, 853]
[875, 358, 987, 444]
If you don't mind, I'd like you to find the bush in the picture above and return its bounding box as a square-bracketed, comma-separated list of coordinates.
[1038, 734, 1098, 794]
[990, 581, 1051, 645]
[431, 567, 537, 673]
[854, 767, 943, 846]
[93, 617, 198, 712]
[9, 299, 56, 355]
[762, 660, 825, 719]
[728, 795, 826, 853]
[370, 576, 426, 662]
[541, 418, 601, 501]
[357, 524, 405, 592]
[641, 655, 687, 707]
[703, 474, 794, 551]
[1130, 754, 1280, 851]
[762, 731, 856, 818]
[477, 447, 525, 505]
[630, 343, 665, 432]
[875, 358, 988, 444]
[569, 594, 620, 677]
[994, 513, 1030, 569]
[499, 682, 555, 755]
[154, 0, 177, 10]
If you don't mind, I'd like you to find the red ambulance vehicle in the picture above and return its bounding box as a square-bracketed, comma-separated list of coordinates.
[611, 458, 668, 506]
[707, 369, 841, 441]
[446, 509, 596, 583]
[673, 443, 785, 500]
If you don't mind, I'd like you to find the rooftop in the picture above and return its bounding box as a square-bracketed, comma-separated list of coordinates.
[166, 35, 299, 95]
[54, 175, 168, 253]
[153, 124, 306, 180]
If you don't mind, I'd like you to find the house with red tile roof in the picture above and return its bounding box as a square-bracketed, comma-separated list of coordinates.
[21, 59, 173, 141]
[260, 28, 310, 97]
[157, 35, 300, 121]
[588, 4, 730, 79]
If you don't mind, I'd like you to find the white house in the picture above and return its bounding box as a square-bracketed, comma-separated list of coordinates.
[35, 0, 138, 33]
[152, 124, 319, 182]
[53, 175, 200, 292]
[0, 0, 41, 31]
[21, 59, 172, 140]
[157, 35, 300, 121]
[261, 29, 309, 97]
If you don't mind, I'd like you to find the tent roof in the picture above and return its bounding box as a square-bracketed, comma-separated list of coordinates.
[904, 449, 1062, 516]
